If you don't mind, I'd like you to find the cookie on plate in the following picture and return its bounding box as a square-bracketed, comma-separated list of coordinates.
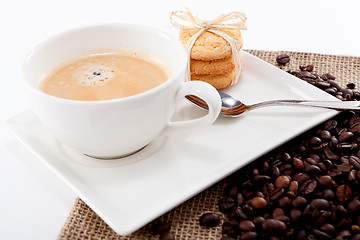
[190, 56, 235, 75]
[191, 63, 242, 90]
[179, 28, 243, 61]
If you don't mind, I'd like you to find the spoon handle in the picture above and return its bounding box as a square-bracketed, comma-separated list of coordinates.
[249, 100, 360, 111]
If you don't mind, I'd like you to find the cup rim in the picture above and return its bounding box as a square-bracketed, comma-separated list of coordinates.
[23, 23, 187, 104]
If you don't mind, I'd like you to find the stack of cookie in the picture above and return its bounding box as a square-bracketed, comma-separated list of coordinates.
[179, 28, 243, 89]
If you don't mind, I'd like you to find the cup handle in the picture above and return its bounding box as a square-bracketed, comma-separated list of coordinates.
[163, 81, 222, 135]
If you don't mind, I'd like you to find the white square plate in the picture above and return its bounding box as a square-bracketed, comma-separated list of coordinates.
[6, 51, 341, 235]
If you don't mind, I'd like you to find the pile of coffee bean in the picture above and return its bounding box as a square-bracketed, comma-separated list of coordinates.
[213, 56, 360, 240]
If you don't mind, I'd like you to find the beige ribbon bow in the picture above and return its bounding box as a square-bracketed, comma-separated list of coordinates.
[169, 9, 247, 85]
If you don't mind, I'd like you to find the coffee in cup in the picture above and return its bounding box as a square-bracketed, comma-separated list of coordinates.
[38, 49, 170, 101]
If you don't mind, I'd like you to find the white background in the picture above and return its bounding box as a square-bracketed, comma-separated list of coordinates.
[1, 0, 360, 239]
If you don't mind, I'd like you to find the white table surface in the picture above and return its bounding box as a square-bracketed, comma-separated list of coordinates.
[1, 0, 360, 239]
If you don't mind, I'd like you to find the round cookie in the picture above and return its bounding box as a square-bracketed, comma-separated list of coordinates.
[190, 56, 235, 75]
[179, 28, 243, 61]
[191, 65, 243, 89]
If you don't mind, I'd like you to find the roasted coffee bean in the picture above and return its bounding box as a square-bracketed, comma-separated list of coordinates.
[293, 173, 310, 183]
[320, 223, 336, 233]
[350, 156, 360, 169]
[253, 216, 264, 225]
[151, 221, 171, 234]
[292, 157, 304, 170]
[323, 189, 335, 200]
[305, 165, 321, 174]
[289, 181, 298, 192]
[292, 196, 307, 208]
[239, 231, 257, 240]
[299, 64, 314, 72]
[159, 231, 174, 240]
[336, 184, 352, 202]
[238, 220, 255, 232]
[272, 208, 285, 218]
[313, 229, 332, 239]
[275, 175, 290, 188]
[348, 200, 360, 212]
[250, 197, 267, 209]
[352, 234, 360, 240]
[199, 213, 220, 227]
[337, 163, 353, 172]
[309, 137, 322, 146]
[253, 175, 271, 182]
[290, 209, 302, 222]
[319, 175, 333, 187]
[339, 131, 355, 142]
[221, 236, 236, 240]
[322, 73, 336, 80]
[219, 197, 236, 212]
[262, 219, 286, 233]
[300, 179, 317, 195]
[311, 199, 330, 209]
[324, 119, 338, 131]
[270, 188, 284, 200]
[278, 196, 292, 208]
[276, 54, 290, 65]
[348, 169, 357, 182]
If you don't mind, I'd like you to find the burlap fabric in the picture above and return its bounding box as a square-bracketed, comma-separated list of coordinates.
[58, 50, 360, 240]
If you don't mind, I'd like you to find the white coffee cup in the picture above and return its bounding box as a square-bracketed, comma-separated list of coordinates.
[23, 24, 221, 158]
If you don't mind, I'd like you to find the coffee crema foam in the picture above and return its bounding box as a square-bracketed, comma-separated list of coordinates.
[38, 49, 170, 101]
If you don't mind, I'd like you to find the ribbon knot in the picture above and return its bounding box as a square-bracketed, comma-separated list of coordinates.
[169, 9, 247, 86]
[203, 21, 212, 30]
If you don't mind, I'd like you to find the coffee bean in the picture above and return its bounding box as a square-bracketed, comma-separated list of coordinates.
[159, 231, 174, 240]
[311, 199, 330, 209]
[292, 157, 304, 170]
[290, 209, 302, 222]
[348, 200, 360, 212]
[313, 229, 331, 239]
[289, 181, 298, 192]
[352, 234, 360, 240]
[322, 73, 336, 80]
[221, 236, 236, 240]
[336, 184, 352, 202]
[292, 196, 307, 208]
[350, 156, 360, 169]
[250, 197, 267, 209]
[262, 219, 286, 233]
[219, 197, 236, 212]
[270, 188, 284, 200]
[253, 175, 271, 182]
[275, 176, 290, 188]
[151, 221, 171, 234]
[253, 216, 264, 225]
[324, 119, 338, 131]
[339, 131, 355, 142]
[276, 54, 290, 65]
[299, 64, 314, 72]
[272, 208, 285, 217]
[319, 175, 333, 187]
[199, 213, 220, 227]
[238, 220, 255, 232]
[323, 189, 335, 200]
[239, 231, 257, 240]
[305, 165, 321, 174]
[300, 179, 317, 195]
[320, 223, 336, 233]
[337, 163, 353, 172]
[278, 196, 292, 208]
[294, 173, 310, 183]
